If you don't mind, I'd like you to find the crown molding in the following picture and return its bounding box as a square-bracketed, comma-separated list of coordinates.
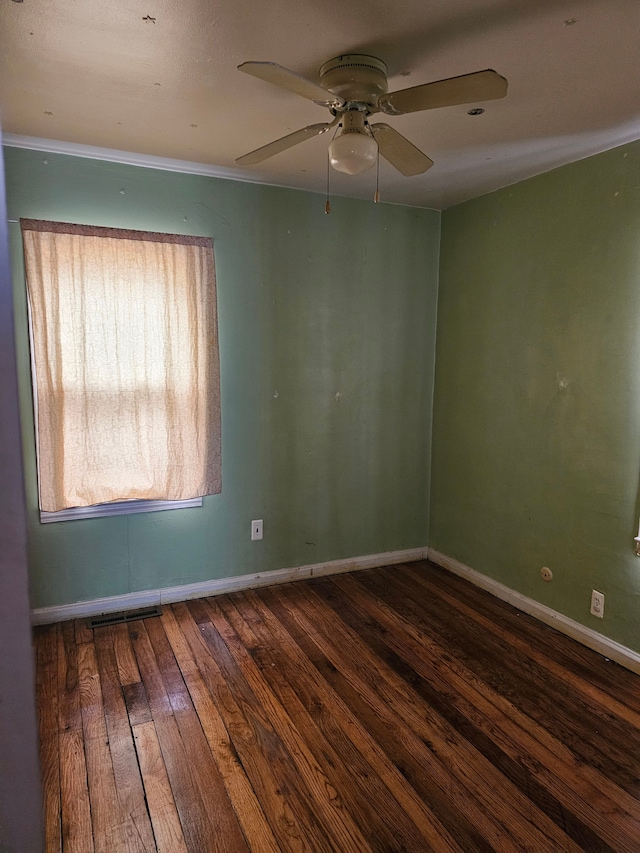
[2, 133, 273, 186]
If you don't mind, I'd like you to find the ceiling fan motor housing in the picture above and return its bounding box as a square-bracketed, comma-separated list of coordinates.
[319, 55, 388, 110]
[236, 55, 506, 178]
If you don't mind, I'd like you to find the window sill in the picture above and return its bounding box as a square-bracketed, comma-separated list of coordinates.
[39, 497, 203, 524]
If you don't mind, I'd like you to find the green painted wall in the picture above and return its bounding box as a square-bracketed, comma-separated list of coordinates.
[5, 147, 440, 609]
[432, 141, 640, 652]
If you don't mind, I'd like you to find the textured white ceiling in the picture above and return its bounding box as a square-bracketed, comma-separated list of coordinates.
[1, 0, 638, 208]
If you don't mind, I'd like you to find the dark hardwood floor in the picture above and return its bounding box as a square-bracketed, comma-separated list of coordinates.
[34, 560, 640, 852]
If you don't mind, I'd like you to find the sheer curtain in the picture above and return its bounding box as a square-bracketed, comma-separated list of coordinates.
[21, 220, 221, 512]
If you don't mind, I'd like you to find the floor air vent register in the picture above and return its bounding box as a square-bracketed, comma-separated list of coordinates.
[88, 605, 162, 629]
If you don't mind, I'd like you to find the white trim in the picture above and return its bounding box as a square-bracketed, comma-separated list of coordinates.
[2, 133, 267, 185]
[1, 134, 439, 212]
[40, 497, 203, 523]
[428, 548, 640, 677]
[30, 547, 429, 625]
[31, 589, 162, 625]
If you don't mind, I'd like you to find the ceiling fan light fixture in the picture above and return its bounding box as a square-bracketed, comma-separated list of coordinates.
[328, 110, 377, 175]
[329, 131, 377, 175]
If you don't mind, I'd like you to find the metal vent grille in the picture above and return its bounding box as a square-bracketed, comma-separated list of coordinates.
[88, 605, 162, 629]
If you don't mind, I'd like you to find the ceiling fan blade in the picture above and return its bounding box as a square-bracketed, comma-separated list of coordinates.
[238, 61, 345, 109]
[378, 69, 507, 116]
[370, 124, 433, 176]
[236, 122, 336, 166]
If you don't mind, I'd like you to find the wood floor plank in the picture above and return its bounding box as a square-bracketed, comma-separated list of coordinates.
[93, 627, 156, 852]
[112, 621, 142, 685]
[416, 562, 640, 714]
[132, 721, 189, 853]
[172, 600, 319, 853]
[185, 600, 341, 853]
[232, 588, 481, 853]
[129, 618, 242, 853]
[57, 622, 94, 853]
[122, 681, 153, 727]
[219, 590, 413, 852]
[77, 639, 137, 853]
[59, 728, 94, 853]
[200, 599, 378, 853]
[368, 566, 640, 807]
[142, 615, 250, 853]
[209, 599, 382, 851]
[58, 619, 82, 733]
[400, 562, 640, 731]
[245, 585, 489, 850]
[160, 606, 281, 853]
[36, 563, 640, 852]
[271, 580, 588, 853]
[375, 566, 640, 794]
[35, 625, 62, 853]
[329, 571, 616, 852]
[74, 619, 94, 646]
[341, 570, 640, 851]
[262, 583, 529, 852]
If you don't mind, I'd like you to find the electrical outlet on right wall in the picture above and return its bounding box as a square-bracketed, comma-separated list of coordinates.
[590, 589, 605, 618]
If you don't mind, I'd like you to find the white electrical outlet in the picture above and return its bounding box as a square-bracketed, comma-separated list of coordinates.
[251, 519, 263, 541]
[590, 589, 605, 618]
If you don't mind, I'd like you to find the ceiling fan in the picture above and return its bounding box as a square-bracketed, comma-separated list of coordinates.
[236, 54, 508, 177]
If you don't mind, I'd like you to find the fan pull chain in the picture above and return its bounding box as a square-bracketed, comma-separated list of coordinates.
[325, 151, 331, 214]
[325, 122, 342, 214]
[367, 123, 380, 204]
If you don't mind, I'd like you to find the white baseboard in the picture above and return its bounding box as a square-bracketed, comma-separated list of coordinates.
[30, 547, 429, 625]
[428, 548, 640, 676]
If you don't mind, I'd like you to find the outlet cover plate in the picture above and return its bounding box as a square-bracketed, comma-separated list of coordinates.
[590, 589, 605, 618]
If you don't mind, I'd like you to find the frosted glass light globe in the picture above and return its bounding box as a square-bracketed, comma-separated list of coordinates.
[328, 131, 377, 175]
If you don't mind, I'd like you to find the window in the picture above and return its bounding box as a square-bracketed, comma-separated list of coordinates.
[21, 220, 221, 521]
